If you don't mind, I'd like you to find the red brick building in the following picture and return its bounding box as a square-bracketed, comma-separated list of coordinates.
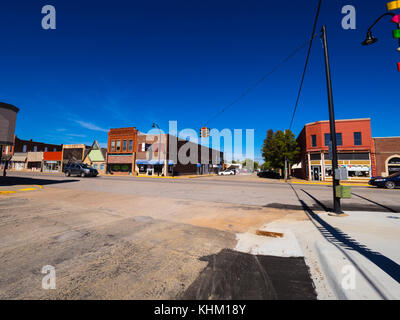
[372, 137, 400, 177]
[106, 127, 138, 175]
[14, 136, 62, 153]
[293, 119, 374, 181]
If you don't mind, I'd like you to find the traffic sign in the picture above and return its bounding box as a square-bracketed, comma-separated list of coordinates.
[387, 1, 400, 11]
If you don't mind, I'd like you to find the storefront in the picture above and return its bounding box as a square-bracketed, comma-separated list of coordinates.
[26, 152, 43, 171]
[136, 160, 174, 176]
[43, 151, 62, 172]
[10, 152, 27, 170]
[107, 154, 134, 175]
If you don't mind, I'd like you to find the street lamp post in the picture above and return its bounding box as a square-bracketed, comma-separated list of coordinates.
[152, 123, 162, 176]
[321, 26, 342, 215]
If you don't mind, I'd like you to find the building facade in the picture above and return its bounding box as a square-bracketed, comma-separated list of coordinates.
[0, 102, 19, 172]
[293, 119, 374, 181]
[43, 151, 62, 172]
[372, 137, 400, 177]
[14, 137, 62, 153]
[83, 140, 107, 174]
[107, 127, 138, 175]
[62, 144, 88, 170]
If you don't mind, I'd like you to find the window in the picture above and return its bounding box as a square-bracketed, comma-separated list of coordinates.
[311, 135, 317, 147]
[129, 140, 133, 151]
[53, 148, 56, 152]
[100, 164, 105, 170]
[33, 146, 38, 152]
[93, 164, 98, 169]
[310, 153, 321, 161]
[111, 140, 115, 152]
[354, 132, 362, 146]
[123, 140, 127, 151]
[44, 147, 48, 152]
[116, 140, 121, 151]
[324, 133, 342, 146]
[23, 145, 27, 152]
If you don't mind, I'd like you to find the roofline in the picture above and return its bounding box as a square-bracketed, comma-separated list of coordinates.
[305, 118, 371, 126]
[0, 102, 19, 113]
[373, 137, 400, 139]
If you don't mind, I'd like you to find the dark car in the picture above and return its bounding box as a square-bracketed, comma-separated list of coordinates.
[257, 170, 281, 179]
[63, 163, 98, 177]
[369, 172, 400, 189]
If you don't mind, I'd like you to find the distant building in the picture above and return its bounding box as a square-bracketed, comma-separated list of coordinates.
[293, 118, 374, 181]
[62, 144, 89, 170]
[14, 136, 62, 153]
[372, 137, 400, 177]
[0, 102, 19, 171]
[83, 140, 107, 174]
[43, 151, 62, 172]
[107, 127, 223, 176]
[107, 127, 138, 175]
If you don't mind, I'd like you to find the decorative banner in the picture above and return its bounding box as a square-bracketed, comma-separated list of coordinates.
[387, 1, 400, 11]
[393, 29, 400, 38]
[397, 62, 400, 72]
[392, 15, 400, 23]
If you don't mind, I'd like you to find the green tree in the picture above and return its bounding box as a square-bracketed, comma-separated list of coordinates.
[241, 159, 259, 170]
[261, 129, 299, 176]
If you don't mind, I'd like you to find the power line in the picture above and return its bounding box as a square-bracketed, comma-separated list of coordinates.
[288, 0, 323, 131]
[203, 33, 319, 128]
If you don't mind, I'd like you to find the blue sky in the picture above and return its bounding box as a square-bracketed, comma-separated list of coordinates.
[0, 1, 399, 162]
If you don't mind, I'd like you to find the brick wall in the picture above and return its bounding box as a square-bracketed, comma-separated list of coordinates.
[373, 137, 400, 176]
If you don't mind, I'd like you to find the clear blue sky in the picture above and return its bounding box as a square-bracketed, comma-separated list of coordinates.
[1, 1, 398, 162]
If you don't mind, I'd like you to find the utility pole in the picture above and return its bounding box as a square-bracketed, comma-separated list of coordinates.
[321, 26, 342, 214]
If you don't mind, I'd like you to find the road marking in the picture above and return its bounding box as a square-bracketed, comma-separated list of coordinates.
[0, 185, 43, 195]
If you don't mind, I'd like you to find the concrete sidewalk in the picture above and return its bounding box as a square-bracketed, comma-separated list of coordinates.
[275, 209, 400, 299]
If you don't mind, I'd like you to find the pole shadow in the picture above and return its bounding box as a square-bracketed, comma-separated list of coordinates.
[292, 186, 400, 285]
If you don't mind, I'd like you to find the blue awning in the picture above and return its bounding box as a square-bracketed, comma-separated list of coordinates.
[136, 160, 174, 165]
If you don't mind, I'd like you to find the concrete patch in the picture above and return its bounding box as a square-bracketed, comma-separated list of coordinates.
[234, 224, 303, 257]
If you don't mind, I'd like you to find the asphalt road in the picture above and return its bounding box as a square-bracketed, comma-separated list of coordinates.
[0, 172, 398, 299]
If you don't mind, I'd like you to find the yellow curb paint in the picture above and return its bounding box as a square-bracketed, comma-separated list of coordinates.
[18, 188, 38, 191]
[0, 191, 17, 195]
[289, 181, 370, 187]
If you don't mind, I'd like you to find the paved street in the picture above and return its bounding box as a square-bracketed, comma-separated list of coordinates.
[0, 172, 399, 299]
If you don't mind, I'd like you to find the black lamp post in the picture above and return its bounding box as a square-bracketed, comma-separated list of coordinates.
[152, 123, 162, 176]
[362, 12, 397, 47]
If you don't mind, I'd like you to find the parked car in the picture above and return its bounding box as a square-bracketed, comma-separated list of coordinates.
[63, 163, 98, 177]
[218, 169, 235, 176]
[368, 172, 400, 189]
[257, 170, 281, 179]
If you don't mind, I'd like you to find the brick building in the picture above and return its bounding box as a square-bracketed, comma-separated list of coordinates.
[14, 136, 62, 153]
[293, 118, 374, 181]
[106, 127, 138, 175]
[372, 137, 400, 177]
[136, 133, 223, 176]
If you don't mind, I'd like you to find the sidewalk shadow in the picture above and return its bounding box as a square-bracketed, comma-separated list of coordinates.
[292, 186, 400, 285]
[352, 193, 398, 213]
[0, 176, 79, 187]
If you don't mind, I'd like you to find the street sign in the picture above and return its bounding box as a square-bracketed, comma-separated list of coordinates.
[387, 1, 400, 11]
[335, 167, 348, 180]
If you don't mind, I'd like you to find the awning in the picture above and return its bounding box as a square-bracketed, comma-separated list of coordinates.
[136, 160, 174, 165]
[43, 151, 62, 161]
[27, 152, 43, 162]
[11, 153, 27, 162]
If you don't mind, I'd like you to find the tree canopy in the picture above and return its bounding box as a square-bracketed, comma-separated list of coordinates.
[261, 129, 300, 173]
